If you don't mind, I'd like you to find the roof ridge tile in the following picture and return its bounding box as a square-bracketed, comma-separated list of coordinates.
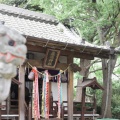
[0, 4, 58, 24]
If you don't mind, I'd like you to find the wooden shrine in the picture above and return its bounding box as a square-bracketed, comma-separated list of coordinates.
[75, 77, 104, 120]
[0, 3, 119, 120]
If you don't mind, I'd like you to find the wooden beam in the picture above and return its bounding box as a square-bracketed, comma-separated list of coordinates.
[19, 65, 25, 120]
[27, 44, 94, 60]
[27, 44, 46, 53]
[12, 78, 21, 85]
[27, 59, 68, 70]
[67, 54, 73, 120]
[27, 37, 111, 59]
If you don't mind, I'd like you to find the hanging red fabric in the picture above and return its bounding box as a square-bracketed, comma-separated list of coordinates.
[58, 74, 61, 118]
[32, 67, 40, 120]
[44, 70, 49, 119]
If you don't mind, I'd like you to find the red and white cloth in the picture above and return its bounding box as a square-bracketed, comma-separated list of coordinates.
[32, 67, 40, 120]
[44, 70, 50, 119]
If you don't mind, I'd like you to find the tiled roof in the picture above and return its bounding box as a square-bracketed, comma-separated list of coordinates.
[75, 77, 104, 90]
[0, 4, 119, 57]
[0, 4, 83, 45]
[0, 4, 58, 24]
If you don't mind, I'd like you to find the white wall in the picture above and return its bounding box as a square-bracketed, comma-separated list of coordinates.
[51, 82, 67, 101]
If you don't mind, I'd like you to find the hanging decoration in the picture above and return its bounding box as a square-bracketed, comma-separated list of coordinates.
[41, 70, 50, 119]
[57, 73, 62, 118]
[30, 67, 40, 120]
[27, 62, 81, 78]
[41, 72, 46, 118]
[28, 69, 35, 80]
[27, 62, 77, 119]
[45, 70, 50, 119]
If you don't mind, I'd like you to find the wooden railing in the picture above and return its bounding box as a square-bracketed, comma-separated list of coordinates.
[61, 101, 99, 119]
[0, 99, 29, 120]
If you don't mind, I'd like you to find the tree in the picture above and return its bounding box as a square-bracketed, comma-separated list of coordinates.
[40, 0, 120, 117]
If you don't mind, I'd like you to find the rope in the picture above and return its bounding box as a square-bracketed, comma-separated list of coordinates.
[43, 40, 50, 47]
[97, 48, 103, 55]
[62, 43, 68, 50]
[27, 62, 71, 77]
[81, 46, 86, 53]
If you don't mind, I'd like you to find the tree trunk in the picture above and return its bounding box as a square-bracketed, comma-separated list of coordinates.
[101, 56, 117, 118]
[75, 59, 91, 102]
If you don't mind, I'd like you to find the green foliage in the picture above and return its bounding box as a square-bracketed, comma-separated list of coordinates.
[73, 58, 81, 96]
[113, 56, 120, 81]
[111, 81, 120, 118]
[112, 106, 120, 119]
[0, 0, 27, 6]
[93, 80, 120, 118]
[89, 58, 120, 118]
[73, 58, 81, 83]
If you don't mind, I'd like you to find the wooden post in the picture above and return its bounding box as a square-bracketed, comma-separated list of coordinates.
[93, 92, 96, 113]
[6, 94, 10, 120]
[28, 100, 32, 120]
[67, 55, 73, 120]
[19, 65, 25, 120]
[81, 88, 86, 120]
[0, 103, 1, 120]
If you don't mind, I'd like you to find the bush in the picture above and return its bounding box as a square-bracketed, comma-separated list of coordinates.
[112, 106, 120, 119]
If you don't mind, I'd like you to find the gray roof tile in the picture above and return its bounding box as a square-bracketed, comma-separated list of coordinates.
[0, 4, 58, 24]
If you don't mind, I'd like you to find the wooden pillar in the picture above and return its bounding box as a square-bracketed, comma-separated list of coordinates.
[67, 55, 73, 120]
[81, 88, 86, 120]
[28, 100, 32, 120]
[93, 92, 96, 113]
[19, 65, 25, 120]
[6, 94, 10, 120]
[0, 103, 1, 120]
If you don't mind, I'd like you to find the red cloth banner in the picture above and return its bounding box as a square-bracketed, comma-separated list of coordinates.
[57, 74, 61, 118]
[32, 67, 40, 120]
[44, 70, 49, 119]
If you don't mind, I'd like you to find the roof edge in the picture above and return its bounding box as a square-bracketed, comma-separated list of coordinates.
[0, 4, 58, 24]
[27, 36, 111, 59]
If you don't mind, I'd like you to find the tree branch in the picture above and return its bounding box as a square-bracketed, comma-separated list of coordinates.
[86, 58, 101, 69]
[113, 72, 120, 79]
[89, 68, 102, 74]
[115, 63, 120, 68]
